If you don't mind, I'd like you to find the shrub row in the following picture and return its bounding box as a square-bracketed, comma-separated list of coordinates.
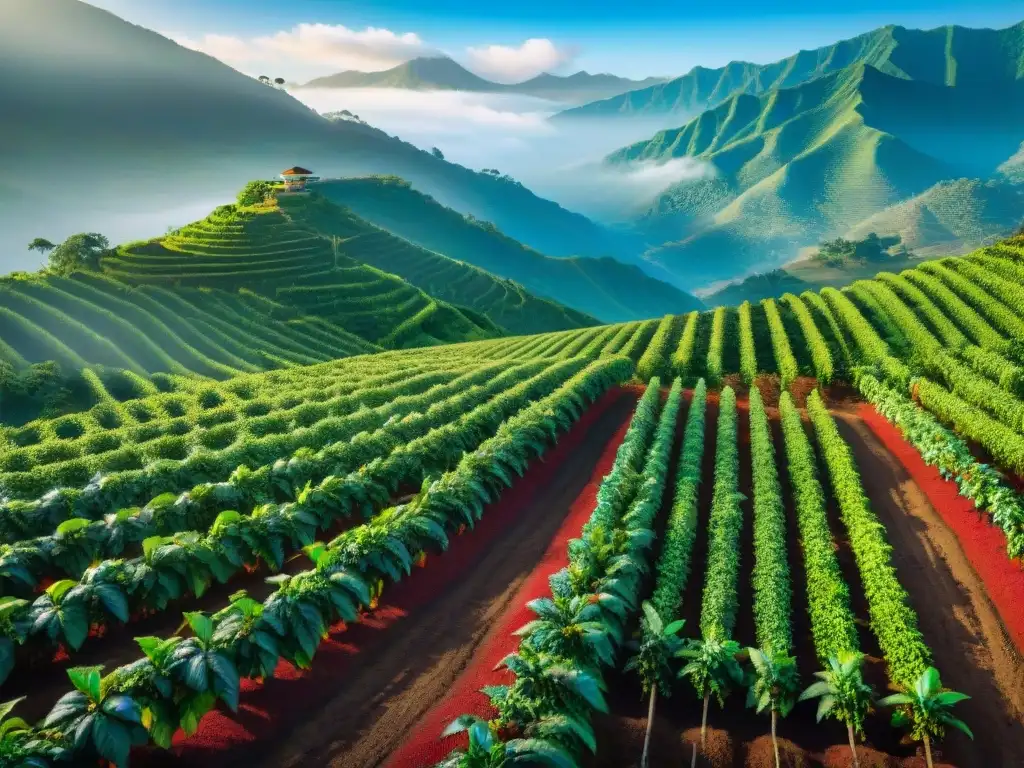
[748, 387, 791, 656]
[806, 391, 931, 688]
[738, 303, 757, 385]
[782, 293, 833, 384]
[699, 386, 741, 643]
[2, 356, 633, 768]
[762, 298, 798, 389]
[859, 373, 1024, 558]
[913, 377, 1024, 476]
[778, 393, 858, 662]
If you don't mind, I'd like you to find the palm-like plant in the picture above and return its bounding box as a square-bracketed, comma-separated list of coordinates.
[798, 651, 875, 768]
[878, 666, 972, 768]
[746, 648, 800, 768]
[677, 637, 744, 754]
[434, 714, 578, 767]
[624, 602, 684, 768]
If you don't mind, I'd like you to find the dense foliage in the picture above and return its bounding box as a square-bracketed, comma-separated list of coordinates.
[807, 391, 931, 689]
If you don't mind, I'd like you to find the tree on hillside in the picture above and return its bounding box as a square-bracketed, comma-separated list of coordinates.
[274, 77, 285, 88]
[27, 238, 56, 254]
[258, 75, 270, 85]
[430, 147, 445, 160]
[237, 180, 275, 207]
[47, 233, 110, 274]
[816, 233, 902, 267]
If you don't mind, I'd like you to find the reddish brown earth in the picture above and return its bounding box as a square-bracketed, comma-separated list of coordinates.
[591, 399, 1024, 768]
[115, 385, 1023, 768]
[133, 386, 640, 768]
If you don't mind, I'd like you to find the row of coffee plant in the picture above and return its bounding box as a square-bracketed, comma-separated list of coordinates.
[0, 357, 633, 767]
[437, 376, 683, 766]
[0, 360, 588, 682]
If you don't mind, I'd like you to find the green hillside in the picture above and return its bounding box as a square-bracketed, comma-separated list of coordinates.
[279, 193, 598, 334]
[608, 62, 1024, 288]
[105, 198, 505, 348]
[314, 176, 704, 322]
[304, 56, 497, 91]
[0, 184, 618, 421]
[554, 20, 1024, 121]
[844, 178, 1024, 251]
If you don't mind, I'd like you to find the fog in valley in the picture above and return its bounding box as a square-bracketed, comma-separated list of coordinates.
[292, 87, 700, 222]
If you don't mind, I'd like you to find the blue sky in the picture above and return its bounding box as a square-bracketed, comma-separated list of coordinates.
[88, 0, 1024, 80]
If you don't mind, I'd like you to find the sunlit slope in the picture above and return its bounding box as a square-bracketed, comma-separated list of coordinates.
[554, 20, 1024, 120]
[611, 63, 1024, 286]
[277, 194, 597, 335]
[314, 177, 704, 322]
[105, 200, 500, 349]
[0, 268, 377, 379]
[844, 178, 1024, 251]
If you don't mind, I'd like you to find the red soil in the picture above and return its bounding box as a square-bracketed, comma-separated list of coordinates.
[133, 386, 638, 768]
[855, 402, 1024, 656]
[382, 393, 639, 767]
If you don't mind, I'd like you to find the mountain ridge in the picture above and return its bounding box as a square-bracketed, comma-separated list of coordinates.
[553, 20, 1024, 121]
[302, 55, 667, 103]
[607, 59, 1024, 288]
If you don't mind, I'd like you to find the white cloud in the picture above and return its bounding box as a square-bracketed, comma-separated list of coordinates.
[464, 38, 576, 83]
[170, 24, 436, 79]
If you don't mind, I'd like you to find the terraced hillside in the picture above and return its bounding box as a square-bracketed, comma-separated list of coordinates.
[0, 269, 377, 380]
[278, 194, 598, 335]
[105, 200, 500, 349]
[315, 176, 703, 322]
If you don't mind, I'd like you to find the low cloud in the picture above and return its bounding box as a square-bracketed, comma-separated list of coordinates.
[464, 39, 576, 83]
[291, 87, 700, 218]
[171, 24, 436, 80]
[293, 88, 555, 165]
[614, 157, 716, 189]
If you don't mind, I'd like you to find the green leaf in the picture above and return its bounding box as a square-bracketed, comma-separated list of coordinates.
[101, 694, 143, 724]
[185, 612, 214, 646]
[0, 696, 25, 724]
[45, 579, 78, 602]
[67, 666, 103, 702]
[663, 619, 686, 636]
[943, 716, 974, 740]
[56, 518, 90, 537]
[60, 601, 90, 650]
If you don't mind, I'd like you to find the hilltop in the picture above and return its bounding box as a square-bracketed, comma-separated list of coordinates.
[314, 176, 703, 321]
[302, 56, 666, 104]
[606, 61, 1024, 288]
[554, 20, 1024, 121]
[0, 0, 640, 273]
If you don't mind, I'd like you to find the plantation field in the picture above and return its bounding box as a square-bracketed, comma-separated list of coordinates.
[3, 222, 1024, 767]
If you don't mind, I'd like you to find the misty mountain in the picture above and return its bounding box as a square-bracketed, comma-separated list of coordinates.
[303, 56, 667, 104]
[0, 0, 644, 273]
[605, 58, 1024, 289]
[554, 21, 1024, 121]
[314, 176, 703, 321]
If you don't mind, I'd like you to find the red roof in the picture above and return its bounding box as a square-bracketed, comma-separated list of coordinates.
[281, 166, 313, 175]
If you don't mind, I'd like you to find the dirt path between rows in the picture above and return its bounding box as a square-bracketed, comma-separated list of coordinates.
[245, 391, 639, 768]
[832, 408, 1024, 768]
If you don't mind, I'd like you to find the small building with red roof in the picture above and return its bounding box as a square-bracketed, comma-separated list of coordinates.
[279, 167, 320, 192]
